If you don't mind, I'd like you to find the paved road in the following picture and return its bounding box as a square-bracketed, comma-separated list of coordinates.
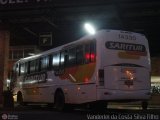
[0, 104, 160, 120]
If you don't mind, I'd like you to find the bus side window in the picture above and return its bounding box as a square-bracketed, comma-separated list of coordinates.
[84, 42, 96, 64]
[40, 56, 49, 71]
[60, 51, 65, 68]
[76, 45, 84, 65]
[90, 41, 96, 62]
[25, 62, 29, 74]
[35, 59, 40, 72]
[15, 63, 19, 76]
[28, 62, 31, 74]
[52, 53, 60, 70]
[85, 44, 91, 64]
[48, 55, 52, 70]
[12, 64, 17, 77]
[68, 48, 76, 67]
[30, 60, 36, 73]
[20, 63, 25, 76]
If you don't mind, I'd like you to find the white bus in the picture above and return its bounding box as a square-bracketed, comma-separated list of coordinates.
[11, 29, 151, 110]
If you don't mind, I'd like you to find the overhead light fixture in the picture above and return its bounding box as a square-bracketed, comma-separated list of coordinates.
[84, 23, 96, 35]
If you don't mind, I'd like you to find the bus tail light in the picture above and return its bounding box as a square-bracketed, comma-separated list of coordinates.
[98, 69, 104, 86]
[85, 53, 96, 62]
[90, 53, 95, 61]
[85, 53, 90, 60]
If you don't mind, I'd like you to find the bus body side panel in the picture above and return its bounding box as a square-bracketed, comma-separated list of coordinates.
[21, 65, 97, 104]
[63, 83, 97, 104]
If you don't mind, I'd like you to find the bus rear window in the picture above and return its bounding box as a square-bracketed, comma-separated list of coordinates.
[20, 63, 25, 75]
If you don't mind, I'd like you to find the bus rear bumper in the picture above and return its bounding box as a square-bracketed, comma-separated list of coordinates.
[97, 89, 151, 101]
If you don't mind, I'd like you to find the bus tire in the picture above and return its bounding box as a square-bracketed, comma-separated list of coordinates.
[17, 92, 24, 106]
[54, 90, 65, 111]
[142, 101, 148, 110]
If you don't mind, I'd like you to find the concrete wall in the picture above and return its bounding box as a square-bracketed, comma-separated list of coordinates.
[0, 31, 9, 104]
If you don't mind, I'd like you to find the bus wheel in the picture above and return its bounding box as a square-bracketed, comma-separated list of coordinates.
[142, 101, 148, 110]
[54, 90, 65, 111]
[17, 92, 23, 106]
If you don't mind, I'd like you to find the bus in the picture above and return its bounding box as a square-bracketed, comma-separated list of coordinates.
[11, 29, 151, 110]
